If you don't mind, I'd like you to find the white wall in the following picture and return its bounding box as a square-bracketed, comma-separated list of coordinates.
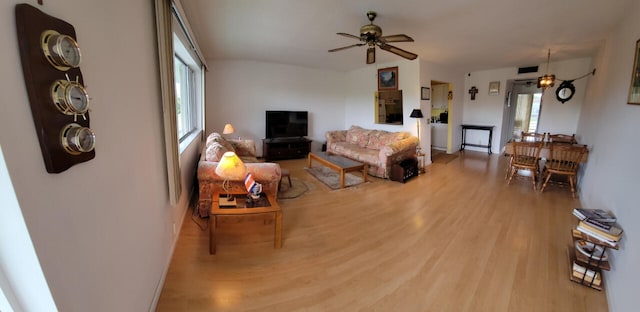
[462, 58, 593, 153]
[0, 0, 195, 311]
[205, 60, 346, 155]
[578, 1, 640, 310]
[344, 60, 420, 136]
[206, 59, 466, 165]
[0, 145, 57, 312]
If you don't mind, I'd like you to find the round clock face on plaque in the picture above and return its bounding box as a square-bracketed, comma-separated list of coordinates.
[51, 79, 90, 116]
[60, 123, 95, 155]
[41, 30, 81, 71]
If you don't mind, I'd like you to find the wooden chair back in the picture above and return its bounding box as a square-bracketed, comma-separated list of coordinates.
[512, 141, 543, 168]
[545, 144, 587, 173]
[507, 141, 543, 190]
[521, 132, 545, 142]
[547, 133, 577, 144]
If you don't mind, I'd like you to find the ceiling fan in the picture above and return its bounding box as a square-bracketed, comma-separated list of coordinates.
[329, 11, 418, 64]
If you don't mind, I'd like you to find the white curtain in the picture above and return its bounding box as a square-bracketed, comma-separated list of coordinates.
[154, 0, 181, 205]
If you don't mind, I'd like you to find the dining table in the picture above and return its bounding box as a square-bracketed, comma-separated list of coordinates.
[503, 142, 589, 163]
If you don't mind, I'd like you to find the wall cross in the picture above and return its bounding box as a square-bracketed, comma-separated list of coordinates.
[468, 86, 478, 100]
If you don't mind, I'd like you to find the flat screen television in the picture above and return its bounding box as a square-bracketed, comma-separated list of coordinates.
[265, 111, 308, 139]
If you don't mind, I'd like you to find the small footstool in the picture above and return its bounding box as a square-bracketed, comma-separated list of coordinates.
[279, 168, 292, 188]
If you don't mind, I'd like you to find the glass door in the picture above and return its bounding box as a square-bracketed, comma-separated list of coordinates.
[513, 93, 542, 138]
[502, 79, 543, 143]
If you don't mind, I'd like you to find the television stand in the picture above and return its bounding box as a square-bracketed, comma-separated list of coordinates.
[263, 137, 311, 161]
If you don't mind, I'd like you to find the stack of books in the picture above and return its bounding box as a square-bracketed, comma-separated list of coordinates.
[569, 208, 623, 290]
[572, 262, 602, 286]
[573, 208, 622, 247]
[573, 208, 616, 223]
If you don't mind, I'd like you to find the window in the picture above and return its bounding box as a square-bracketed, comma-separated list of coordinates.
[174, 55, 196, 141]
[172, 18, 203, 151]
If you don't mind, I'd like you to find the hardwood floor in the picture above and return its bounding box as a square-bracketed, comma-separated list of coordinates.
[156, 151, 608, 311]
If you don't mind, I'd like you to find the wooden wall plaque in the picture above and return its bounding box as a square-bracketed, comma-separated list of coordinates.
[15, 4, 95, 173]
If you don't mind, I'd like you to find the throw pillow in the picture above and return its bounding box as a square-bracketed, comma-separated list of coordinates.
[205, 143, 229, 162]
[366, 130, 384, 149]
[207, 132, 235, 153]
[346, 125, 370, 148]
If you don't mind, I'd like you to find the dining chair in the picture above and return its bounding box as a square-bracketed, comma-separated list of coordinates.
[507, 141, 543, 190]
[547, 133, 577, 144]
[540, 143, 588, 198]
[521, 132, 545, 142]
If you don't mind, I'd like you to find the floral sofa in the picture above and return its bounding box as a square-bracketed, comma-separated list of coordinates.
[197, 133, 281, 217]
[326, 125, 419, 179]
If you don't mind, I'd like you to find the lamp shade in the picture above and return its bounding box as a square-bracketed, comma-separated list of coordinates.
[215, 152, 247, 180]
[537, 74, 555, 89]
[410, 109, 424, 118]
[537, 49, 555, 90]
[222, 124, 235, 134]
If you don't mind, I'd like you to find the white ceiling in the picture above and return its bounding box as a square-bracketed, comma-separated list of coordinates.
[180, 0, 632, 72]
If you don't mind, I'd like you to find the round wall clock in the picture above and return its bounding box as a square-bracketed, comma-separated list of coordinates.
[51, 79, 90, 117]
[41, 29, 81, 71]
[556, 80, 575, 104]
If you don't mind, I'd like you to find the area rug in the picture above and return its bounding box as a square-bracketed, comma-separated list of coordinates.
[432, 152, 459, 164]
[277, 178, 309, 199]
[305, 166, 365, 190]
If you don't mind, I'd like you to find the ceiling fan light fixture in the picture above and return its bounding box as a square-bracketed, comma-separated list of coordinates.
[367, 47, 375, 64]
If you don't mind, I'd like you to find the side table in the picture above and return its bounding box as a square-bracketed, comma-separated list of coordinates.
[210, 192, 282, 254]
[416, 150, 426, 173]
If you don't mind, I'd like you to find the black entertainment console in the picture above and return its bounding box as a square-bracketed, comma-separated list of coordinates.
[262, 138, 311, 161]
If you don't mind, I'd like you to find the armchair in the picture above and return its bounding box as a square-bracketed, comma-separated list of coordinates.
[197, 133, 281, 217]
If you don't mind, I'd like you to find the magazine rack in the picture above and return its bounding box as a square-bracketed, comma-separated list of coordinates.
[568, 229, 619, 290]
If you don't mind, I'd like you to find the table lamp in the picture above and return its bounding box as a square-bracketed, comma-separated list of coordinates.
[223, 123, 234, 136]
[223, 123, 234, 134]
[215, 151, 247, 206]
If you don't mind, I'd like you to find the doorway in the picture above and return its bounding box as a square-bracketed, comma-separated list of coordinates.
[430, 80, 452, 159]
[500, 79, 543, 148]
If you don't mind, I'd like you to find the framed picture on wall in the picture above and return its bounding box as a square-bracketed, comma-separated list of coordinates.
[489, 81, 500, 96]
[628, 39, 640, 104]
[421, 87, 430, 100]
[378, 66, 398, 91]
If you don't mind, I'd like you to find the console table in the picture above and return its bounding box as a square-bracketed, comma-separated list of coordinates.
[460, 124, 495, 154]
[263, 138, 311, 160]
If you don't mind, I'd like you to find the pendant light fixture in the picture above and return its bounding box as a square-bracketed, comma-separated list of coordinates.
[537, 49, 555, 90]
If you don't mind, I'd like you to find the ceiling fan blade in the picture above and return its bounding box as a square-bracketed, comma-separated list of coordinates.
[328, 43, 365, 52]
[367, 47, 375, 64]
[379, 34, 414, 43]
[379, 43, 418, 60]
[336, 32, 362, 41]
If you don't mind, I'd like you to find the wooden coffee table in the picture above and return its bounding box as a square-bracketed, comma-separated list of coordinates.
[210, 192, 282, 254]
[308, 152, 367, 188]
